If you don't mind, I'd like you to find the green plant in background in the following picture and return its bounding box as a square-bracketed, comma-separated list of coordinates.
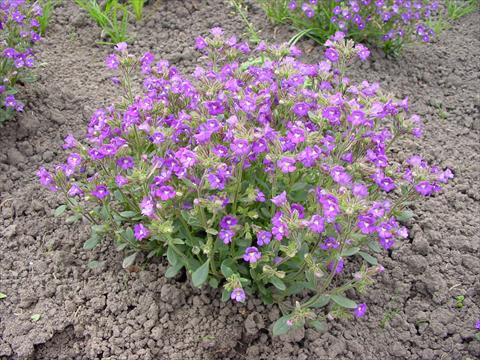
[1, 1, 43, 123]
[426, 0, 478, 38]
[229, 0, 261, 44]
[446, 0, 478, 21]
[454, 295, 465, 309]
[258, 0, 440, 56]
[36, 0, 55, 35]
[74, 0, 129, 44]
[129, 0, 145, 21]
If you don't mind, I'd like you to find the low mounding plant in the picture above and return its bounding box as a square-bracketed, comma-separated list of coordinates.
[38, 29, 453, 335]
[0, 0, 42, 123]
[259, 0, 439, 55]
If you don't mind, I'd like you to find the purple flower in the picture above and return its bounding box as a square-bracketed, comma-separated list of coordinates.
[292, 102, 310, 117]
[37, 167, 54, 187]
[415, 181, 433, 196]
[220, 215, 238, 229]
[117, 156, 134, 170]
[210, 27, 224, 36]
[354, 303, 367, 318]
[219, 229, 235, 244]
[324, 48, 339, 62]
[437, 169, 454, 183]
[347, 110, 366, 126]
[352, 183, 368, 198]
[204, 100, 224, 115]
[357, 214, 377, 234]
[231, 288, 246, 302]
[207, 173, 224, 190]
[175, 148, 197, 168]
[134, 223, 150, 241]
[271, 191, 287, 207]
[230, 139, 250, 156]
[213, 145, 229, 158]
[320, 237, 340, 250]
[63, 135, 77, 149]
[287, 127, 305, 144]
[291, 203, 305, 219]
[67, 153, 82, 168]
[330, 165, 352, 185]
[114, 42, 128, 52]
[476, 320, 480, 331]
[243, 246, 262, 263]
[355, 44, 370, 61]
[68, 183, 83, 197]
[377, 176, 396, 192]
[308, 215, 325, 233]
[277, 157, 296, 173]
[140, 196, 156, 218]
[328, 258, 344, 273]
[105, 54, 119, 69]
[322, 106, 341, 126]
[150, 132, 165, 144]
[154, 186, 176, 201]
[256, 189, 266, 202]
[257, 231, 272, 246]
[297, 146, 320, 167]
[4, 95, 17, 108]
[115, 175, 128, 187]
[195, 36, 207, 50]
[92, 185, 109, 199]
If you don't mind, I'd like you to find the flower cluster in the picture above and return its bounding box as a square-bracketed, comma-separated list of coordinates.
[260, 0, 439, 54]
[38, 29, 452, 334]
[0, 0, 42, 122]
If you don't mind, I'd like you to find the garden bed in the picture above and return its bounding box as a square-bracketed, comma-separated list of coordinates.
[0, 1, 479, 359]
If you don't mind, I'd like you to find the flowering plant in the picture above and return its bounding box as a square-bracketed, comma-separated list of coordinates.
[38, 30, 453, 334]
[259, 0, 439, 55]
[0, 0, 42, 122]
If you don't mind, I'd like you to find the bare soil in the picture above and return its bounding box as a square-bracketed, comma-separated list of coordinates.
[0, 1, 479, 359]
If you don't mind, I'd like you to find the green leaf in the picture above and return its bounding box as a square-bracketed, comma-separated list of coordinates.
[272, 315, 291, 337]
[122, 253, 137, 268]
[208, 277, 219, 288]
[221, 288, 231, 302]
[310, 295, 330, 308]
[125, 228, 135, 241]
[368, 240, 382, 253]
[396, 209, 414, 222]
[359, 251, 378, 265]
[0, 292, 6, 300]
[331, 294, 357, 309]
[83, 234, 99, 250]
[270, 277, 286, 291]
[291, 182, 308, 192]
[65, 214, 81, 224]
[309, 320, 328, 332]
[54, 205, 67, 217]
[31, 314, 41, 322]
[220, 261, 234, 278]
[171, 238, 185, 245]
[87, 260, 105, 269]
[192, 259, 210, 288]
[165, 263, 183, 278]
[119, 211, 137, 218]
[341, 247, 360, 257]
[166, 246, 179, 266]
[181, 210, 201, 228]
[206, 228, 218, 235]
